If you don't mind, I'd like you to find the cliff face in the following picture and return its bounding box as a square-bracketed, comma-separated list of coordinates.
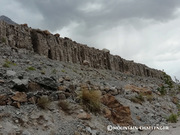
[0, 20, 164, 79]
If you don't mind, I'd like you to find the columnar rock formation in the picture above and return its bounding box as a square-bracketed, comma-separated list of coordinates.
[0, 20, 164, 79]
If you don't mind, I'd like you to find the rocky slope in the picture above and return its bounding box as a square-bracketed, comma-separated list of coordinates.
[0, 18, 180, 135]
[0, 41, 180, 135]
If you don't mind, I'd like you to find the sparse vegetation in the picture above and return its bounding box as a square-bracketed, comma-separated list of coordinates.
[130, 93, 145, 104]
[157, 85, 166, 95]
[3, 63, 10, 68]
[3, 60, 16, 68]
[1, 37, 6, 43]
[61, 69, 65, 73]
[52, 69, 57, 74]
[58, 100, 70, 113]
[37, 96, 51, 109]
[146, 94, 154, 102]
[79, 89, 101, 113]
[27, 66, 36, 71]
[178, 85, 180, 92]
[166, 113, 178, 123]
[163, 72, 173, 88]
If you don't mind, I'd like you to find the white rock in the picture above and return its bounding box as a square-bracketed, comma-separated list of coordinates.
[6, 70, 16, 76]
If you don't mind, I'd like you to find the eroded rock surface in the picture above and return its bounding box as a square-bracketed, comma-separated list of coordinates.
[0, 20, 164, 79]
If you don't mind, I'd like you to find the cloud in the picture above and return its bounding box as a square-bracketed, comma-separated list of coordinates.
[12, 0, 180, 31]
[1, 0, 180, 80]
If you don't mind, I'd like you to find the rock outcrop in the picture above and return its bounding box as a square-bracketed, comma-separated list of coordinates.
[102, 94, 133, 126]
[0, 20, 164, 79]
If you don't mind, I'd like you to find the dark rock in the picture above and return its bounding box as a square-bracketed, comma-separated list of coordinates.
[11, 101, 21, 108]
[34, 77, 58, 90]
[12, 78, 29, 91]
[49, 93, 59, 101]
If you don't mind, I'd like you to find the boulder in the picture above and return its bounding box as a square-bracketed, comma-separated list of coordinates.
[6, 70, 16, 77]
[83, 60, 90, 66]
[34, 77, 58, 90]
[12, 78, 29, 91]
[77, 112, 91, 120]
[102, 48, 110, 53]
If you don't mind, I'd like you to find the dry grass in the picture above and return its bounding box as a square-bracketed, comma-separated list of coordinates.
[79, 89, 101, 113]
[58, 100, 70, 113]
[37, 96, 51, 109]
[130, 93, 145, 104]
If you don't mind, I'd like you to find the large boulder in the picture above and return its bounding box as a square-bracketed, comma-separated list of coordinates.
[34, 77, 58, 90]
[12, 78, 29, 91]
[102, 48, 110, 53]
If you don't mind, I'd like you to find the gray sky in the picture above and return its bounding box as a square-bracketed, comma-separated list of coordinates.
[0, 0, 180, 80]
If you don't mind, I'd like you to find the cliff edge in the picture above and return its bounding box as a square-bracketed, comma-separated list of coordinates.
[0, 20, 164, 79]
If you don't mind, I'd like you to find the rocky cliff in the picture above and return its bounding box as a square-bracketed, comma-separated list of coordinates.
[0, 20, 164, 79]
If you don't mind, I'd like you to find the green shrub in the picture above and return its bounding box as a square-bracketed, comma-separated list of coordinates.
[37, 96, 51, 109]
[27, 66, 36, 71]
[3, 63, 10, 68]
[157, 85, 166, 95]
[166, 113, 178, 123]
[178, 85, 180, 92]
[61, 69, 65, 73]
[3, 60, 16, 68]
[163, 72, 173, 88]
[79, 89, 101, 113]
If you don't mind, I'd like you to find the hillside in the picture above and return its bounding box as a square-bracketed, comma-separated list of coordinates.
[0, 15, 17, 25]
[0, 18, 180, 135]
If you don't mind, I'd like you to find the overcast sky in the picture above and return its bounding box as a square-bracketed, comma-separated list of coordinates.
[0, 0, 180, 80]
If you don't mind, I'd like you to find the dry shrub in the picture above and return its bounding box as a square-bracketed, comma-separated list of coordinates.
[130, 93, 144, 104]
[58, 100, 70, 113]
[80, 89, 101, 113]
[43, 30, 51, 35]
[37, 96, 51, 109]
[54, 33, 60, 37]
[21, 23, 28, 27]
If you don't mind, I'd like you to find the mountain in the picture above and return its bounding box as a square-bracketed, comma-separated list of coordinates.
[0, 19, 180, 135]
[0, 15, 17, 25]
